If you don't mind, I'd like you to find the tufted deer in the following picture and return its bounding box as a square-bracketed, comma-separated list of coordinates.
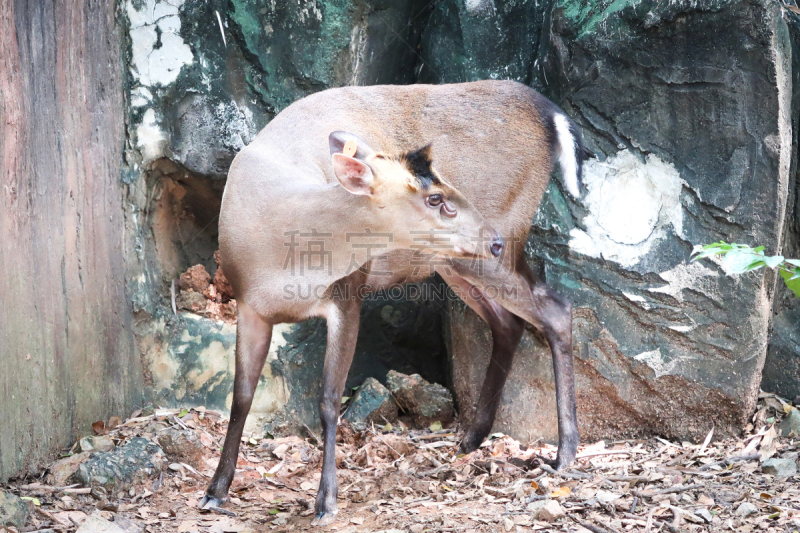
[200, 80, 583, 525]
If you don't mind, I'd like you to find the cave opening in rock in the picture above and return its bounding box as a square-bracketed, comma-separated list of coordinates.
[147, 157, 453, 433]
[146, 158, 224, 282]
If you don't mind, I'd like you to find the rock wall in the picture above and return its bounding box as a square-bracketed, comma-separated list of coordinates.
[762, 13, 800, 403]
[0, 0, 141, 480]
[453, 0, 796, 442]
[124, 0, 800, 444]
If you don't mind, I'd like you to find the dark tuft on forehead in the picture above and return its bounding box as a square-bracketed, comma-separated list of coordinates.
[400, 144, 441, 189]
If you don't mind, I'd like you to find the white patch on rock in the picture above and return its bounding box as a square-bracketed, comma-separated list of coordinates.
[127, 0, 193, 87]
[215, 101, 256, 152]
[622, 291, 651, 310]
[633, 349, 676, 379]
[267, 323, 293, 362]
[297, 0, 323, 23]
[465, 0, 495, 14]
[136, 108, 168, 164]
[569, 150, 685, 267]
[348, 23, 368, 85]
[130, 86, 153, 107]
[648, 261, 718, 302]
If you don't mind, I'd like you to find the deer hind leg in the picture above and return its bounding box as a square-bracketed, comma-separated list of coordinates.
[313, 274, 364, 526]
[452, 260, 579, 469]
[440, 272, 525, 453]
[202, 302, 272, 508]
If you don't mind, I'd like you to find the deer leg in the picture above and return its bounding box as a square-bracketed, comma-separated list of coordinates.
[454, 261, 579, 469]
[441, 272, 525, 453]
[462, 307, 525, 453]
[526, 278, 579, 468]
[201, 302, 272, 508]
[313, 279, 363, 526]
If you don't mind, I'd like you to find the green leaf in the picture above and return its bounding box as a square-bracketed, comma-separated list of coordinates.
[20, 496, 40, 506]
[269, 509, 279, 515]
[785, 259, 800, 267]
[429, 421, 443, 432]
[780, 268, 800, 298]
[340, 396, 350, 405]
[763, 255, 785, 269]
[382, 422, 393, 432]
[723, 250, 762, 274]
[691, 242, 731, 260]
[178, 408, 189, 418]
[743, 259, 766, 272]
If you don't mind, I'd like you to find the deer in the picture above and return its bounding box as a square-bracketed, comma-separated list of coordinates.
[199, 80, 583, 525]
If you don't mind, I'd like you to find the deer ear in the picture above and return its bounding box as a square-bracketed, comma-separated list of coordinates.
[329, 131, 375, 160]
[331, 153, 374, 196]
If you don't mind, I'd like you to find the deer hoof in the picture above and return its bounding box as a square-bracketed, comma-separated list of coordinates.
[460, 432, 485, 454]
[199, 495, 226, 509]
[311, 510, 337, 527]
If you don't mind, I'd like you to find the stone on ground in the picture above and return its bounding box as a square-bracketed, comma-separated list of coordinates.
[527, 499, 547, 513]
[736, 502, 758, 517]
[695, 508, 713, 523]
[79, 435, 115, 453]
[762, 458, 798, 478]
[157, 427, 205, 468]
[537, 499, 565, 522]
[0, 491, 29, 529]
[75, 514, 126, 533]
[385, 370, 454, 428]
[77, 437, 163, 490]
[47, 452, 92, 485]
[179, 264, 211, 293]
[343, 377, 398, 429]
[779, 408, 800, 437]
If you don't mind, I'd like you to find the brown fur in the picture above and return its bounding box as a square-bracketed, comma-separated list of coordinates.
[202, 80, 579, 524]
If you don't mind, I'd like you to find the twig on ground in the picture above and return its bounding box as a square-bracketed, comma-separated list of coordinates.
[635, 484, 703, 497]
[540, 464, 592, 479]
[697, 454, 760, 471]
[302, 423, 321, 446]
[644, 508, 656, 533]
[61, 488, 92, 495]
[667, 505, 681, 533]
[604, 475, 649, 483]
[19, 483, 81, 493]
[577, 450, 642, 459]
[570, 514, 621, 533]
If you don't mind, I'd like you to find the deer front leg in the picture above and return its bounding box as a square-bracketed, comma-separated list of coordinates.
[313, 286, 363, 526]
[202, 303, 272, 508]
[454, 261, 579, 469]
[439, 272, 525, 453]
[461, 306, 525, 453]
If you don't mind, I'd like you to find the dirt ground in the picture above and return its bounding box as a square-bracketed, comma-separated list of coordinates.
[3, 392, 800, 533]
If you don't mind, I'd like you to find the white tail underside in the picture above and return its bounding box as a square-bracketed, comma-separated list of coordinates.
[553, 114, 580, 197]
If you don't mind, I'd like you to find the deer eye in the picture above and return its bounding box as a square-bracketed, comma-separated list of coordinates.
[426, 194, 443, 208]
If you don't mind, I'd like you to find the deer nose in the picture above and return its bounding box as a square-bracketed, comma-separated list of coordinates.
[490, 235, 504, 257]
